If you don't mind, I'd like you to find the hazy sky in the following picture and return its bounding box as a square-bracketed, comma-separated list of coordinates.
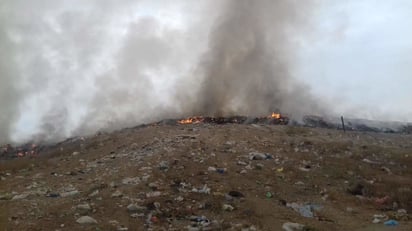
[298, 0, 412, 120]
[1, 0, 412, 143]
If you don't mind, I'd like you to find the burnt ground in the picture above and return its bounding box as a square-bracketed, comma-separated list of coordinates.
[1, 123, 412, 230]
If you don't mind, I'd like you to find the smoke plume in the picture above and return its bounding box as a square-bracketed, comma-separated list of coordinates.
[184, 0, 323, 117]
[0, 0, 325, 144]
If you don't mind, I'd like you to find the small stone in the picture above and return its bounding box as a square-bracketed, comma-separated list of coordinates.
[146, 191, 161, 198]
[222, 204, 235, 211]
[77, 203, 91, 211]
[130, 213, 144, 218]
[158, 161, 169, 170]
[72, 152, 80, 156]
[76, 216, 97, 224]
[61, 190, 79, 197]
[11, 193, 29, 201]
[282, 222, 305, 231]
[208, 166, 217, 172]
[122, 177, 140, 185]
[127, 204, 146, 213]
[111, 190, 123, 198]
[255, 163, 264, 170]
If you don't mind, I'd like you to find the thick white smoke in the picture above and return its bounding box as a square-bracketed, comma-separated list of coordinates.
[1, 0, 411, 144]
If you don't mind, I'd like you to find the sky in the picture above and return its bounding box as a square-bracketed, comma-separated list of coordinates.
[1, 0, 412, 143]
[298, 0, 412, 120]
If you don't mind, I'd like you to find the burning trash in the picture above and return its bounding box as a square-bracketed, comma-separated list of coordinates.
[176, 113, 289, 125]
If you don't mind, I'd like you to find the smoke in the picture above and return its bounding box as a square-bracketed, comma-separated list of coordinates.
[182, 0, 323, 118]
[1, 0, 325, 144]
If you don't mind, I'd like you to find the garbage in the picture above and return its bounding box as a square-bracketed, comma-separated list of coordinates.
[188, 216, 211, 229]
[208, 166, 226, 174]
[362, 158, 380, 165]
[286, 202, 322, 218]
[282, 222, 305, 231]
[47, 192, 60, 198]
[192, 185, 211, 194]
[150, 216, 159, 223]
[249, 152, 273, 160]
[375, 195, 390, 205]
[384, 219, 399, 226]
[372, 214, 388, 224]
[266, 192, 273, 198]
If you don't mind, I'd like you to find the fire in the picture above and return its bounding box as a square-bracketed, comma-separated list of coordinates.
[178, 116, 204, 124]
[270, 112, 281, 119]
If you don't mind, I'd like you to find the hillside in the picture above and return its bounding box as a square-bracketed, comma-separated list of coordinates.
[1, 123, 412, 230]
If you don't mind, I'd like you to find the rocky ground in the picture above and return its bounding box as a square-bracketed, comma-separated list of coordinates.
[1, 123, 412, 231]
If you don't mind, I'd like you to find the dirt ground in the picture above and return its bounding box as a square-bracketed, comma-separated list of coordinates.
[1, 123, 412, 230]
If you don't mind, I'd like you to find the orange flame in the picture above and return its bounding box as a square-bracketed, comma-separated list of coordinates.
[270, 112, 281, 119]
[178, 116, 204, 124]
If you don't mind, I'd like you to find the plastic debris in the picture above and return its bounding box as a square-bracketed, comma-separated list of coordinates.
[372, 214, 388, 224]
[266, 192, 273, 198]
[384, 219, 399, 226]
[286, 202, 322, 218]
[192, 185, 211, 194]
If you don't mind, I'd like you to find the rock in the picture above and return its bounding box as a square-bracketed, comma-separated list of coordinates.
[282, 222, 305, 231]
[0, 193, 13, 200]
[72, 152, 80, 156]
[146, 191, 161, 198]
[127, 204, 146, 213]
[222, 204, 235, 211]
[76, 216, 97, 224]
[228, 191, 245, 198]
[77, 203, 91, 211]
[130, 213, 144, 218]
[111, 190, 123, 198]
[61, 190, 79, 197]
[11, 193, 30, 201]
[47, 192, 60, 198]
[158, 161, 169, 170]
[122, 177, 140, 185]
[208, 166, 217, 172]
[347, 181, 366, 196]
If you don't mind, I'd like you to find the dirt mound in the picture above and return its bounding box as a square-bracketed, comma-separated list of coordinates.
[1, 123, 412, 230]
